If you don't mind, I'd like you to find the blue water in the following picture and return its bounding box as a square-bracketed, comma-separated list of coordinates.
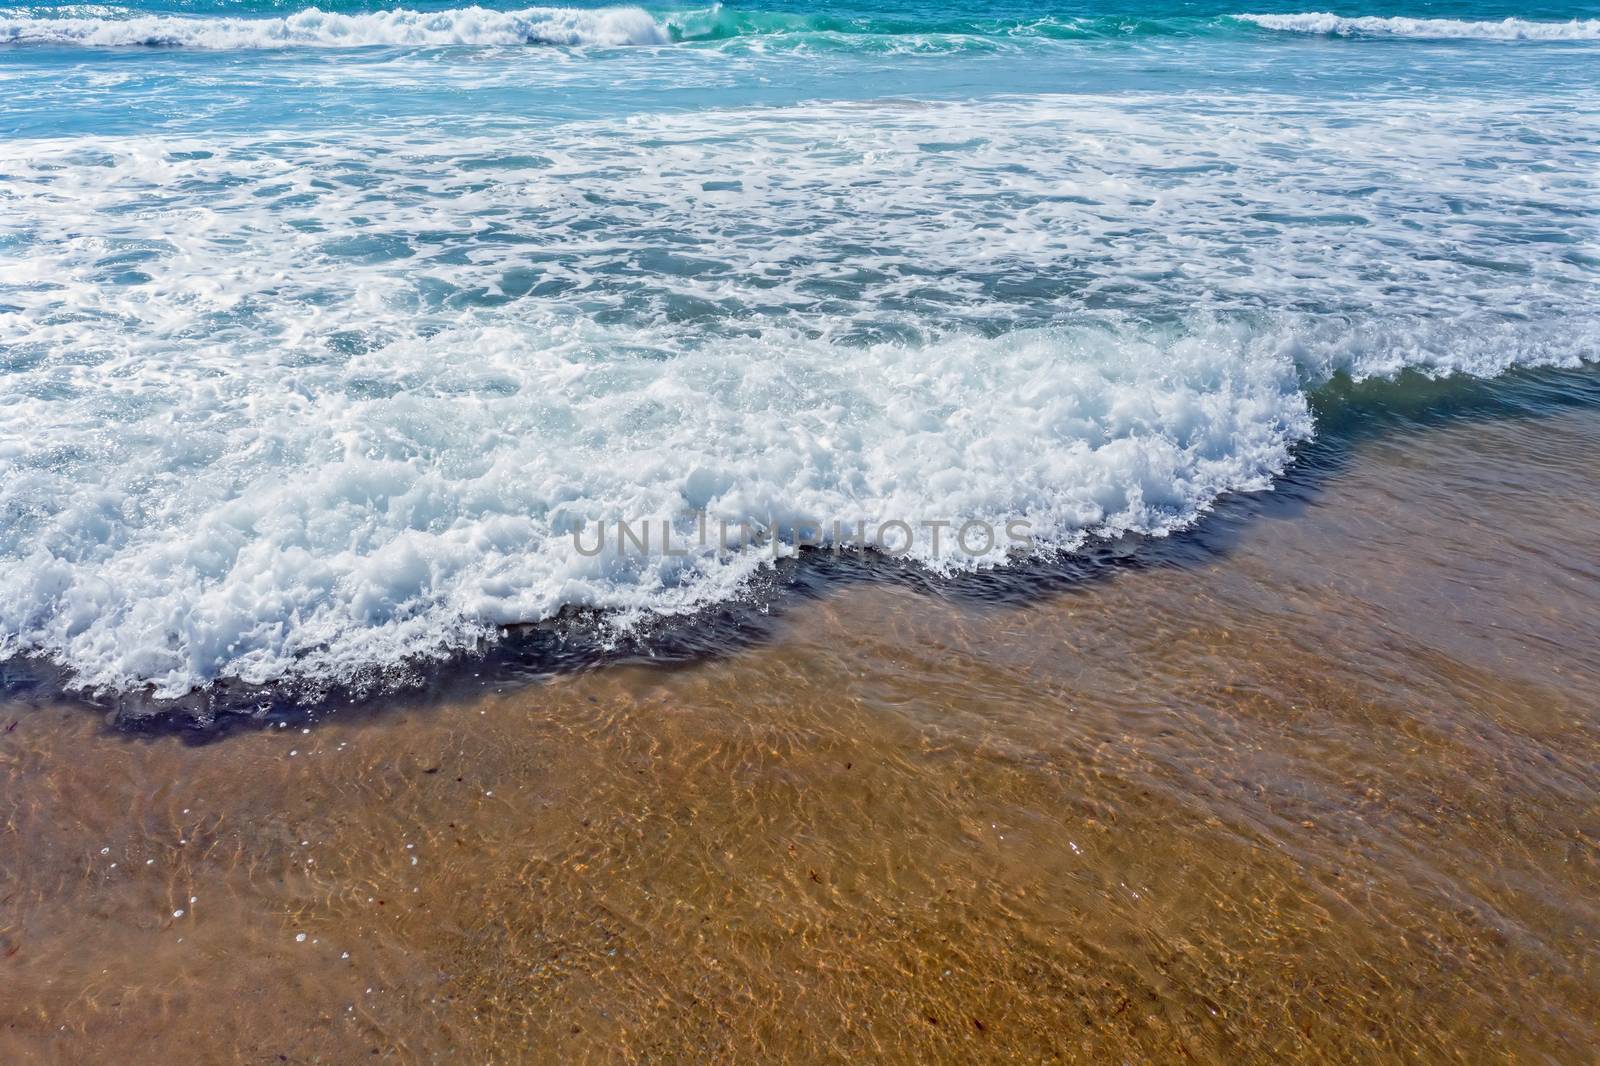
[1, 1, 1597, 700]
[4, 2, 1600, 135]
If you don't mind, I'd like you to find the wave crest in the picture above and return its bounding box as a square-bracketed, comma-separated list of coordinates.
[1234, 13, 1600, 41]
[11, 6, 1600, 51]
[0, 5, 669, 48]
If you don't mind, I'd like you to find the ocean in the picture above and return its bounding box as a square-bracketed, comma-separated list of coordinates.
[1, 1, 1597, 704]
[4, 8, 1600, 1056]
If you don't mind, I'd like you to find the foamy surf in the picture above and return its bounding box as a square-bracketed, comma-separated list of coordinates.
[0, 4, 669, 48]
[7, 6, 1600, 51]
[2, 57, 1597, 701]
[0, 313, 1318, 699]
[1234, 13, 1600, 40]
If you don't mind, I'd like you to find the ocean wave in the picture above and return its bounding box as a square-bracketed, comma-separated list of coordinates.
[0, 4, 1180, 51]
[6, 5, 1600, 51]
[0, 4, 669, 48]
[3, 307, 1591, 702]
[1234, 13, 1600, 41]
[2, 93, 1596, 699]
[0, 315, 1316, 700]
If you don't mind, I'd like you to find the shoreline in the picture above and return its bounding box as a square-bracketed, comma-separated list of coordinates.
[10, 363, 1597, 732]
[4, 367, 1597, 1060]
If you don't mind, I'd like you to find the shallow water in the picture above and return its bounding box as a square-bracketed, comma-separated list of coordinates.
[3, 0, 1599, 701]
[3, 374, 1598, 1060]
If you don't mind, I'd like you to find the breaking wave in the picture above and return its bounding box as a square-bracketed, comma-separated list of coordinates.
[6, 5, 1600, 51]
[1, 87, 1596, 702]
[0, 4, 669, 48]
[1234, 13, 1600, 41]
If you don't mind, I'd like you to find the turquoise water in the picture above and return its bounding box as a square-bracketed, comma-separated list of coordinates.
[5, 2, 1600, 135]
[1, 2, 1597, 699]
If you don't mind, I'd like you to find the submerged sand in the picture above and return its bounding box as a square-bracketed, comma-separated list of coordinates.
[3, 388, 1599, 1062]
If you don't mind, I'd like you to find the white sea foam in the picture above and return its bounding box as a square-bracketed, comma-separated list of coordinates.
[1235, 13, 1600, 40]
[0, 316, 1315, 697]
[0, 5, 669, 48]
[1, 95, 1596, 697]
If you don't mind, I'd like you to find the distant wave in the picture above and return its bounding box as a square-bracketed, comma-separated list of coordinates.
[0, 5, 670, 48]
[0, 4, 1176, 50]
[1234, 13, 1600, 40]
[9, 6, 1599, 51]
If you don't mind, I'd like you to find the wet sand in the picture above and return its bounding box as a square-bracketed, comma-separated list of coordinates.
[3, 377, 1599, 1062]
